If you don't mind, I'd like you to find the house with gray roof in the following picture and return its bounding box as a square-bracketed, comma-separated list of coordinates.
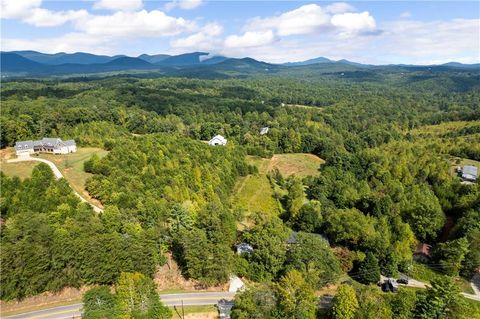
[15, 138, 76, 156]
[14, 140, 35, 156]
[462, 165, 478, 182]
[236, 243, 254, 255]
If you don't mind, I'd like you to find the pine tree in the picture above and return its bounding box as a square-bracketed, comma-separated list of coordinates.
[331, 284, 359, 319]
[357, 252, 381, 284]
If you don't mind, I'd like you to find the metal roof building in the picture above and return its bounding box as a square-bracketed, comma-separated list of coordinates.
[462, 165, 478, 182]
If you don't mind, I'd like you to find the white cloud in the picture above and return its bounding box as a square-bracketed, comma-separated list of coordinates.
[224, 30, 276, 49]
[24, 8, 88, 27]
[77, 10, 196, 38]
[1, 0, 86, 27]
[245, 4, 330, 36]
[244, 4, 376, 37]
[217, 16, 479, 65]
[165, 0, 203, 11]
[2, 1, 478, 65]
[178, 0, 202, 10]
[330, 11, 376, 37]
[0, 0, 41, 19]
[171, 32, 208, 48]
[376, 18, 480, 64]
[170, 22, 223, 49]
[325, 2, 355, 14]
[400, 11, 412, 18]
[93, 0, 143, 11]
[203, 22, 223, 36]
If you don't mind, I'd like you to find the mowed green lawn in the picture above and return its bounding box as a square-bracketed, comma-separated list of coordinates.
[1, 161, 36, 180]
[37, 148, 108, 206]
[233, 173, 280, 217]
[1, 147, 108, 207]
[232, 153, 325, 220]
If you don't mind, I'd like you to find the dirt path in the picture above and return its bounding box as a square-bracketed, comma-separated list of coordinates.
[7, 156, 103, 213]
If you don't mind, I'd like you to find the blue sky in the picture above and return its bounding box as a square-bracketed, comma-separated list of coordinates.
[1, 1, 479, 64]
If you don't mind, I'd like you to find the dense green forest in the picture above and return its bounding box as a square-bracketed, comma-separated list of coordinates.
[1, 70, 479, 318]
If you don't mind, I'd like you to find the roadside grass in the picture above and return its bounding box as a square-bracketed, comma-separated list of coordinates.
[406, 262, 474, 294]
[171, 305, 217, 319]
[158, 289, 188, 295]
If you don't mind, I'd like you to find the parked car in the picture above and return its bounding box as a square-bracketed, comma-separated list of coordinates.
[397, 278, 409, 285]
[381, 282, 391, 292]
[381, 278, 398, 293]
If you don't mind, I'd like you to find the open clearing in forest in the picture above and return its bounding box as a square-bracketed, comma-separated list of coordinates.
[1, 147, 108, 208]
[232, 153, 324, 219]
[233, 173, 279, 218]
[267, 153, 325, 177]
[448, 156, 480, 179]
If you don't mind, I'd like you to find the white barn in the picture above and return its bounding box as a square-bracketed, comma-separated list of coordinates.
[208, 135, 227, 146]
[15, 138, 77, 156]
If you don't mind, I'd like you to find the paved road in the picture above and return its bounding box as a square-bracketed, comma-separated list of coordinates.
[381, 274, 480, 302]
[1, 292, 236, 319]
[1, 304, 83, 319]
[7, 156, 103, 213]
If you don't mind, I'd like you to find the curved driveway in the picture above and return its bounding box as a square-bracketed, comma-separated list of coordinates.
[7, 156, 103, 213]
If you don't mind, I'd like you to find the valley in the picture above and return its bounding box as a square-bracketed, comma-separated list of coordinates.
[0, 54, 479, 319]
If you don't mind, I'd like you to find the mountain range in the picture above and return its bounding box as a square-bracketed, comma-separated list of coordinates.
[1, 50, 478, 78]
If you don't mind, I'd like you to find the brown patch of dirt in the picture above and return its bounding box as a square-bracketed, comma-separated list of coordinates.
[267, 153, 324, 177]
[267, 155, 302, 177]
[315, 284, 339, 297]
[0, 286, 89, 315]
[154, 253, 227, 292]
[80, 190, 104, 208]
[0, 148, 15, 161]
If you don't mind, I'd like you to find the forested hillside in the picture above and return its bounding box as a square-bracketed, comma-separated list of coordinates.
[1, 70, 479, 318]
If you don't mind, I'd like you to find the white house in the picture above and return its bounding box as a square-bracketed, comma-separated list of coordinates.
[15, 138, 77, 156]
[14, 140, 35, 156]
[208, 135, 227, 146]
